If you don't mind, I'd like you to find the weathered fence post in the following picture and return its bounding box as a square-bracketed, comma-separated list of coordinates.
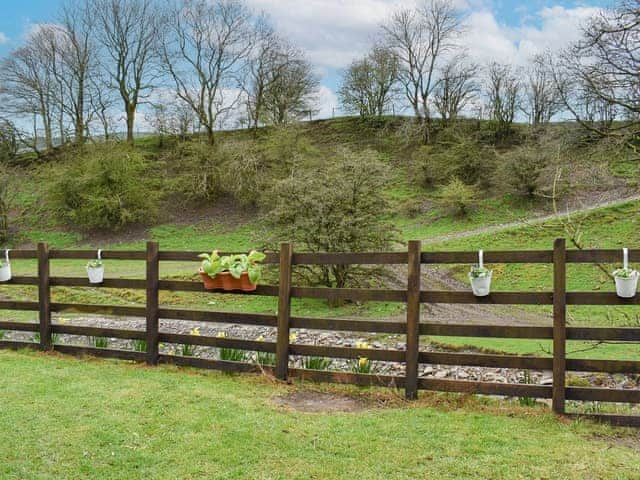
[405, 240, 421, 400]
[37, 242, 51, 351]
[275, 242, 293, 380]
[552, 238, 567, 414]
[146, 241, 160, 365]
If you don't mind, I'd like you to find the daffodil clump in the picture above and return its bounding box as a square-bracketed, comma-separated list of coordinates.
[217, 330, 247, 362]
[254, 335, 276, 366]
[181, 328, 201, 356]
[349, 341, 373, 374]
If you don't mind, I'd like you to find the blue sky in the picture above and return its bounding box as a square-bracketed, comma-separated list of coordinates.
[0, 0, 613, 119]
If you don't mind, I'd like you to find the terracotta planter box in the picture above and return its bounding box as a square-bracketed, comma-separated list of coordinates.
[199, 270, 257, 292]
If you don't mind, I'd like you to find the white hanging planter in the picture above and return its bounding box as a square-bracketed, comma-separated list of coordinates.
[469, 249, 492, 297]
[0, 249, 11, 282]
[86, 249, 104, 284]
[613, 248, 638, 298]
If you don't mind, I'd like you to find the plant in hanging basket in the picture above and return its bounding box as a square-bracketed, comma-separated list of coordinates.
[469, 265, 492, 297]
[198, 250, 266, 292]
[0, 258, 11, 282]
[613, 267, 639, 298]
[86, 258, 105, 284]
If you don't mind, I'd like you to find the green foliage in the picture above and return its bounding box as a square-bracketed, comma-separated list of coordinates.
[86, 259, 103, 269]
[503, 147, 548, 197]
[0, 330, 4, 340]
[0, 169, 12, 244]
[266, 148, 397, 288]
[219, 347, 247, 362]
[613, 267, 637, 279]
[518, 370, 537, 407]
[163, 141, 222, 201]
[133, 339, 147, 353]
[416, 130, 497, 189]
[181, 344, 196, 357]
[255, 351, 276, 366]
[302, 356, 332, 370]
[51, 145, 160, 230]
[92, 337, 109, 349]
[470, 265, 491, 279]
[0, 119, 18, 164]
[438, 178, 479, 217]
[199, 250, 266, 284]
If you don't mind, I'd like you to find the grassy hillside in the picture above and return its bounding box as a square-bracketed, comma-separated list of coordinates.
[1, 350, 639, 479]
[1, 116, 639, 355]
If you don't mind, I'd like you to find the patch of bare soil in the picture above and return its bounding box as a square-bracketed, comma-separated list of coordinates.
[273, 391, 370, 413]
[591, 432, 640, 452]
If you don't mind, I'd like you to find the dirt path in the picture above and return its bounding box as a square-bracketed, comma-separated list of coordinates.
[384, 192, 640, 327]
[420, 192, 640, 245]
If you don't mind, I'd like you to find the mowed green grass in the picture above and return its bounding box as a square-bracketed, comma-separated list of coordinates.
[1, 350, 639, 480]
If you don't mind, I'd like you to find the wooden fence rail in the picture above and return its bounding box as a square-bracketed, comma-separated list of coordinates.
[0, 239, 639, 427]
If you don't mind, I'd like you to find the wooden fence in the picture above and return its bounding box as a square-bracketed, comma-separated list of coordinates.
[0, 239, 639, 427]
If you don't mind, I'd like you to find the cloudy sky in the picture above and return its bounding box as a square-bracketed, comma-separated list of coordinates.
[0, 0, 611, 119]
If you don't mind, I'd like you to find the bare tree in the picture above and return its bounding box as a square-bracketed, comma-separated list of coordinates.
[486, 62, 520, 135]
[0, 26, 58, 152]
[261, 44, 318, 125]
[244, 22, 279, 133]
[161, 0, 254, 145]
[86, 72, 119, 141]
[553, 2, 640, 138]
[338, 45, 399, 117]
[521, 53, 562, 125]
[52, 1, 97, 144]
[94, 0, 160, 145]
[383, 0, 463, 140]
[433, 54, 478, 124]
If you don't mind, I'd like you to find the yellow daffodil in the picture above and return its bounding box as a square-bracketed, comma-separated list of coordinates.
[289, 333, 297, 343]
[190, 328, 201, 336]
[216, 331, 226, 338]
[58, 318, 67, 325]
[358, 357, 369, 368]
[256, 335, 265, 342]
[355, 341, 370, 349]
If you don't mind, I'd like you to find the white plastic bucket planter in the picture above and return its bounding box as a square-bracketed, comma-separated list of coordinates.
[0, 249, 11, 282]
[614, 248, 638, 298]
[86, 249, 104, 284]
[469, 250, 492, 297]
[615, 273, 638, 298]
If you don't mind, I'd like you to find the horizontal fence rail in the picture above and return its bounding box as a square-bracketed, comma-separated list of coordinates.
[0, 240, 639, 427]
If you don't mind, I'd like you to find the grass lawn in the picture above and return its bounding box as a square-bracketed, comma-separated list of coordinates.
[1, 350, 639, 479]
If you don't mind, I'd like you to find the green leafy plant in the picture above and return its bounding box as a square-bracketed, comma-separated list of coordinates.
[86, 259, 103, 269]
[92, 336, 109, 348]
[199, 250, 266, 284]
[133, 339, 147, 352]
[302, 356, 332, 370]
[33, 332, 60, 344]
[220, 348, 247, 362]
[217, 331, 247, 362]
[0, 330, 4, 340]
[348, 341, 373, 373]
[518, 370, 537, 407]
[470, 265, 491, 279]
[255, 351, 276, 366]
[613, 267, 637, 279]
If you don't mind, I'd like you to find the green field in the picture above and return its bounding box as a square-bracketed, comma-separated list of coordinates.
[1, 350, 638, 479]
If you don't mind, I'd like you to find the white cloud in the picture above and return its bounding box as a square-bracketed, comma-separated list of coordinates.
[247, 0, 402, 69]
[315, 85, 339, 119]
[246, 1, 600, 72]
[0, 32, 7, 44]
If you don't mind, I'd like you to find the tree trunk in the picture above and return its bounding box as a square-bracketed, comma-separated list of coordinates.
[126, 104, 136, 145]
[206, 125, 215, 146]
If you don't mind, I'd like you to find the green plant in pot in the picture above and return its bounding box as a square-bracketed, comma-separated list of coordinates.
[198, 250, 266, 291]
